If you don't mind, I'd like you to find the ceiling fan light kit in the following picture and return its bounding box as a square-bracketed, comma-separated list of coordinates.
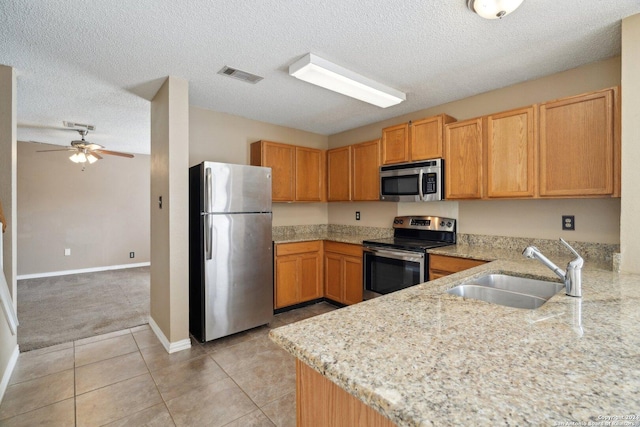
[37, 121, 134, 168]
[289, 53, 406, 108]
[467, 0, 524, 19]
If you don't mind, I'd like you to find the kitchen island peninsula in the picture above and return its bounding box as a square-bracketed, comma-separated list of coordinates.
[270, 255, 640, 426]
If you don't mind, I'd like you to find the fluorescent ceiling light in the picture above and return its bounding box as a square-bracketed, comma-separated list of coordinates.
[289, 53, 406, 108]
[467, 0, 524, 19]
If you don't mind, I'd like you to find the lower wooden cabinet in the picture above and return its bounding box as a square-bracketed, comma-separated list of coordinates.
[297, 360, 395, 427]
[275, 240, 364, 309]
[274, 241, 323, 309]
[429, 254, 487, 281]
[324, 241, 363, 305]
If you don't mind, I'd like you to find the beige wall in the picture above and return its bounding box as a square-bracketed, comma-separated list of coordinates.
[327, 202, 397, 228]
[16, 142, 150, 275]
[0, 65, 18, 401]
[620, 14, 640, 272]
[189, 106, 330, 226]
[189, 106, 328, 166]
[327, 57, 622, 243]
[150, 76, 190, 345]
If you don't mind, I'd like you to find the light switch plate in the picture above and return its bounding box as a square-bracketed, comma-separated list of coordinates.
[64, 248, 71, 256]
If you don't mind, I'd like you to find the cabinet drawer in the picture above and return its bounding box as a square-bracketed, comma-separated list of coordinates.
[429, 254, 486, 274]
[276, 240, 322, 256]
[324, 241, 362, 257]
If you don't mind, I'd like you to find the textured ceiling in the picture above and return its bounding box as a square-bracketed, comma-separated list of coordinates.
[1, 0, 639, 154]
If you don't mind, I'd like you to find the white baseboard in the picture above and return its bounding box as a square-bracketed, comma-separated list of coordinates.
[149, 317, 191, 354]
[17, 262, 151, 280]
[0, 344, 19, 405]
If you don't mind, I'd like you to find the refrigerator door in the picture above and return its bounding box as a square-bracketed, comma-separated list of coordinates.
[204, 162, 272, 214]
[204, 212, 273, 341]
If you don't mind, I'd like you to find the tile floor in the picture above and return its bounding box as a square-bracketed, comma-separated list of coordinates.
[0, 302, 337, 427]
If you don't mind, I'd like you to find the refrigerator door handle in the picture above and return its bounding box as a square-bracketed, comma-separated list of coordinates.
[204, 214, 213, 260]
[205, 167, 212, 213]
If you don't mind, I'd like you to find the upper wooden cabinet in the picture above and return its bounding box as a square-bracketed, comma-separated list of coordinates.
[250, 140, 294, 202]
[381, 114, 456, 165]
[539, 88, 617, 197]
[250, 140, 325, 202]
[444, 118, 483, 199]
[295, 146, 325, 201]
[351, 139, 381, 201]
[410, 114, 457, 161]
[326, 139, 381, 202]
[485, 106, 537, 198]
[327, 146, 352, 202]
[381, 123, 409, 165]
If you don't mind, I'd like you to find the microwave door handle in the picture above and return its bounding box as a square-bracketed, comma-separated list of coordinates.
[418, 170, 425, 201]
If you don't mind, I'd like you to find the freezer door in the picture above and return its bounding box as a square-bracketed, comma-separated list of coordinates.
[204, 213, 273, 341]
[204, 162, 272, 213]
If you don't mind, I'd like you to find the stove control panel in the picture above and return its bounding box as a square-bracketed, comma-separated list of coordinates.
[392, 216, 456, 232]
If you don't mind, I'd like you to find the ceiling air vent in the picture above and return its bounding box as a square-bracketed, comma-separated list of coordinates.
[217, 66, 263, 84]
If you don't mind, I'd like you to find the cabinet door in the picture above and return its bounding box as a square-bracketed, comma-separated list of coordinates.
[250, 141, 295, 202]
[299, 252, 323, 302]
[381, 123, 409, 165]
[343, 255, 363, 305]
[351, 139, 380, 201]
[444, 118, 483, 199]
[327, 146, 352, 201]
[486, 107, 536, 198]
[324, 252, 343, 302]
[275, 255, 299, 309]
[539, 89, 614, 196]
[428, 254, 487, 281]
[295, 147, 324, 201]
[410, 114, 456, 161]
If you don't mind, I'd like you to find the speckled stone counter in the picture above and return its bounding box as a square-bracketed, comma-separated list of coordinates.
[272, 224, 392, 245]
[270, 257, 640, 426]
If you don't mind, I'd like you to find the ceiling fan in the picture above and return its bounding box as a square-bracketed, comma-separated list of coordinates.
[36, 122, 134, 168]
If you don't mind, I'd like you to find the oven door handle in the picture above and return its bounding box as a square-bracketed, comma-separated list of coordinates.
[364, 247, 425, 262]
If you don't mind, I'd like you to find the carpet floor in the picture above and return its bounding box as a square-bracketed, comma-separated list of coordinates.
[17, 266, 149, 352]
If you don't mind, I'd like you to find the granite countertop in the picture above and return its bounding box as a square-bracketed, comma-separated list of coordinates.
[272, 231, 375, 245]
[270, 255, 640, 426]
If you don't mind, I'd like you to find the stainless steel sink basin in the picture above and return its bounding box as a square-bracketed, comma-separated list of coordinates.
[446, 274, 563, 309]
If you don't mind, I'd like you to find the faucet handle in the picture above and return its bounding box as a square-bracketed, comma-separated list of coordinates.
[560, 238, 583, 268]
[559, 238, 581, 258]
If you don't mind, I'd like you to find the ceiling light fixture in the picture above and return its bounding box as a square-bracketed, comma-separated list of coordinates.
[467, 0, 524, 19]
[289, 53, 406, 108]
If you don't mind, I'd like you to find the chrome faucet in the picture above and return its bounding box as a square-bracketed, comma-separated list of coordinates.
[522, 239, 584, 297]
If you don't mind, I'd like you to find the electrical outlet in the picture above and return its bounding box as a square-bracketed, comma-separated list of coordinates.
[64, 248, 71, 256]
[129, 252, 135, 258]
[562, 215, 575, 231]
[355, 211, 361, 221]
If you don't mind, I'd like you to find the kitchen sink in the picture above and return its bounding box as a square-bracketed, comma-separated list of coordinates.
[446, 274, 563, 309]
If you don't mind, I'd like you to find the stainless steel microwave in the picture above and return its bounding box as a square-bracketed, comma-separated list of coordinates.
[379, 159, 443, 202]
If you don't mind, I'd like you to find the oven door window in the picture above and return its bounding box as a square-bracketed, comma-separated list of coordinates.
[364, 251, 425, 295]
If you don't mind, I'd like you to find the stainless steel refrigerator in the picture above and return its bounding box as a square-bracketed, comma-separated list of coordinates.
[189, 161, 273, 342]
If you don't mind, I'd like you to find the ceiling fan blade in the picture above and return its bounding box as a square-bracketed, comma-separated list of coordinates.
[89, 151, 103, 160]
[29, 140, 67, 146]
[36, 148, 75, 152]
[94, 149, 134, 158]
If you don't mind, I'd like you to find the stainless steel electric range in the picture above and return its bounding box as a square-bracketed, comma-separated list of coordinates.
[362, 216, 456, 296]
